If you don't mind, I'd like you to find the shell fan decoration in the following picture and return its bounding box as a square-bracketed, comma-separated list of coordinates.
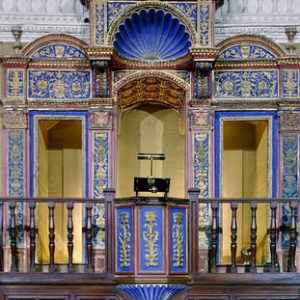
[113, 9, 192, 62]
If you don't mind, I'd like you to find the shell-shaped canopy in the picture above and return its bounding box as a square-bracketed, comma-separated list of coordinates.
[113, 9, 192, 62]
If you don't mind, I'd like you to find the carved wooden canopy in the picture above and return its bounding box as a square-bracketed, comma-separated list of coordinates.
[117, 77, 185, 110]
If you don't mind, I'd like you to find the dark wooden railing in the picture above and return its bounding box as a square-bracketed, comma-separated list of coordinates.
[0, 194, 299, 275]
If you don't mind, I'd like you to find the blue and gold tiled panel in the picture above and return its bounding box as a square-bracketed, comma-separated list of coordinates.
[32, 44, 86, 59]
[169, 207, 188, 273]
[115, 206, 134, 273]
[218, 44, 276, 61]
[214, 70, 278, 99]
[139, 207, 164, 273]
[282, 70, 299, 99]
[6, 69, 24, 98]
[28, 70, 91, 100]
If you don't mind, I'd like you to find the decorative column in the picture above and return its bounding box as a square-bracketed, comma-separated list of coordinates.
[3, 108, 27, 272]
[118, 284, 185, 300]
[89, 108, 113, 272]
[189, 109, 212, 272]
[279, 111, 300, 271]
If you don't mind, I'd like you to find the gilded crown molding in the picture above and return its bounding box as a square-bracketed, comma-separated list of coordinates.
[28, 60, 90, 69]
[86, 47, 113, 60]
[191, 48, 219, 61]
[1, 57, 30, 68]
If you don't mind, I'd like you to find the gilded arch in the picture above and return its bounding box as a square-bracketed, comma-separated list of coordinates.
[113, 70, 191, 110]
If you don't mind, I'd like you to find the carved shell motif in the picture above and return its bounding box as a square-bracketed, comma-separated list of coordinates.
[113, 9, 192, 62]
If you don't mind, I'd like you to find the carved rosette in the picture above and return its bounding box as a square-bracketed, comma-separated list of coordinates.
[3, 109, 27, 129]
[89, 109, 113, 129]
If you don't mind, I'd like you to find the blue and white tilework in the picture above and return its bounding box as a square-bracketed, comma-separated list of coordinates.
[215, 70, 278, 99]
[107, 2, 134, 28]
[96, 4, 105, 45]
[8, 129, 25, 244]
[173, 2, 197, 29]
[32, 44, 86, 59]
[92, 131, 110, 249]
[28, 70, 90, 100]
[218, 45, 276, 61]
[7, 70, 24, 98]
[198, 4, 210, 46]
[282, 70, 299, 99]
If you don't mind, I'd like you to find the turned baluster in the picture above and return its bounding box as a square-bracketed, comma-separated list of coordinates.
[48, 201, 55, 272]
[250, 202, 257, 273]
[86, 201, 94, 272]
[288, 200, 298, 272]
[269, 201, 278, 272]
[209, 201, 218, 272]
[9, 200, 18, 272]
[29, 201, 36, 272]
[0, 201, 3, 272]
[230, 202, 238, 273]
[67, 202, 74, 272]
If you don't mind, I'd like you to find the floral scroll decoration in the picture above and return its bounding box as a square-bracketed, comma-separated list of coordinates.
[215, 70, 278, 99]
[282, 70, 299, 99]
[28, 70, 90, 100]
[282, 134, 299, 248]
[96, 4, 105, 45]
[172, 213, 184, 267]
[173, 2, 197, 30]
[92, 132, 109, 249]
[119, 212, 131, 268]
[7, 70, 24, 98]
[107, 2, 134, 28]
[143, 211, 159, 267]
[198, 4, 210, 46]
[116, 207, 133, 272]
[8, 130, 25, 244]
[170, 208, 187, 273]
[193, 132, 210, 249]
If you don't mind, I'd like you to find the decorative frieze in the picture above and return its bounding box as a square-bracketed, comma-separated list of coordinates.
[96, 4, 105, 46]
[198, 3, 210, 46]
[280, 112, 300, 132]
[215, 70, 278, 99]
[28, 70, 91, 100]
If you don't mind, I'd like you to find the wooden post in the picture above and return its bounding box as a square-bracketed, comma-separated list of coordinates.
[48, 201, 55, 273]
[288, 200, 298, 272]
[230, 202, 238, 273]
[29, 201, 36, 272]
[210, 201, 218, 273]
[103, 188, 115, 275]
[189, 188, 200, 274]
[86, 201, 93, 272]
[250, 202, 257, 273]
[67, 201, 74, 273]
[270, 201, 279, 272]
[9, 200, 18, 272]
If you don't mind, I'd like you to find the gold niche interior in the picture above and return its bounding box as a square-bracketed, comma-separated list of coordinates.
[221, 120, 269, 265]
[37, 119, 83, 264]
[117, 77, 186, 198]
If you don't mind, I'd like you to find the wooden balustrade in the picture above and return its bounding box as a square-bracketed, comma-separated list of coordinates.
[0, 197, 299, 275]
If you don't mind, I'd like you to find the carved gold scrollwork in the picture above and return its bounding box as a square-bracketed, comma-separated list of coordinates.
[172, 212, 184, 267]
[143, 211, 159, 267]
[119, 212, 131, 268]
